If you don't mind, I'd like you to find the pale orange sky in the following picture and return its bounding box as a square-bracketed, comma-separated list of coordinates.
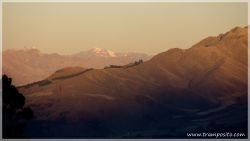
[3, 3, 248, 55]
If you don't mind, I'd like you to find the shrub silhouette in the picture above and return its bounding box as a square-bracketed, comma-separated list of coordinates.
[2, 74, 33, 138]
[104, 59, 144, 69]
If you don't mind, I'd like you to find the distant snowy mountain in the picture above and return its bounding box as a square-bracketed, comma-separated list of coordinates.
[74, 48, 117, 57]
[74, 48, 149, 58]
[90, 48, 117, 57]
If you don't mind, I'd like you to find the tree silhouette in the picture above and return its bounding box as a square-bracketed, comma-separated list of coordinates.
[2, 74, 33, 138]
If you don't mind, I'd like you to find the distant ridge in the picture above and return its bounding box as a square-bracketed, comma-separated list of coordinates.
[3, 48, 150, 85]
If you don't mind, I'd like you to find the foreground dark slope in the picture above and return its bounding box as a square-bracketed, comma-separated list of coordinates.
[19, 26, 247, 138]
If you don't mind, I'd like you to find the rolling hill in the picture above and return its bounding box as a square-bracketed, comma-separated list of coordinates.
[18, 26, 248, 138]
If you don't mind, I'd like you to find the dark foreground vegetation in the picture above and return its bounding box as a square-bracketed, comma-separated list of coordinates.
[2, 75, 34, 138]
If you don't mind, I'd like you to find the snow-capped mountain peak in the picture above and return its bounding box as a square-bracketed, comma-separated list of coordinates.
[89, 48, 117, 57]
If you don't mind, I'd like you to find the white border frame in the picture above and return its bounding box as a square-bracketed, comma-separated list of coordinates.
[0, 1, 249, 141]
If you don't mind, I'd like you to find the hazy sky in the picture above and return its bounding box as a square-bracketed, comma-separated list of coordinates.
[3, 3, 248, 55]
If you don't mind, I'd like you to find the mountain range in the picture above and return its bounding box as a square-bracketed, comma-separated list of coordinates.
[2, 48, 150, 86]
[17, 26, 248, 138]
